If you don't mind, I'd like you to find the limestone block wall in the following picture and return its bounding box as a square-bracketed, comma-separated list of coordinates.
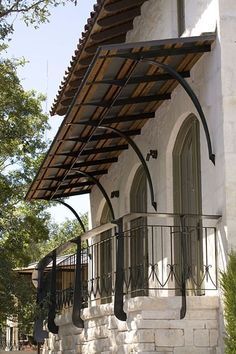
[218, 0, 236, 248]
[43, 296, 222, 354]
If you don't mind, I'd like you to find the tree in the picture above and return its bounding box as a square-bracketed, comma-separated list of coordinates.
[0, 0, 76, 40]
[0, 53, 51, 328]
[0, 0, 81, 335]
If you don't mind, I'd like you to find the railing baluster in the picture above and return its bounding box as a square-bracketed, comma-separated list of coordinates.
[151, 226, 154, 281]
[180, 216, 187, 319]
[214, 227, 218, 289]
[161, 226, 164, 286]
[170, 226, 173, 278]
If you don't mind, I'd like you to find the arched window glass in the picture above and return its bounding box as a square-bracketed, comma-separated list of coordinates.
[173, 115, 203, 295]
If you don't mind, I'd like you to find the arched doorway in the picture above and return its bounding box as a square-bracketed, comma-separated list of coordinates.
[173, 115, 203, 294]
[130, 166, 148, 296]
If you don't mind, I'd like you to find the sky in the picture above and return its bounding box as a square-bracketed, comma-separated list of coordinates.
[6, 1, 95, 223]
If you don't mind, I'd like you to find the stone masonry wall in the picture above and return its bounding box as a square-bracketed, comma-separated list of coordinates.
[43, 296, 222, 354]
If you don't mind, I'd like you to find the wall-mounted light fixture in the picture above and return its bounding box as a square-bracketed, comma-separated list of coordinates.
[146, 149, 158, 161]
[111, 190, 119, 198]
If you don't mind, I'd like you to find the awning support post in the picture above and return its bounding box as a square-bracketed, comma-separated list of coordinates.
[47, 250, 59, 334]
[71, 237, 84, 328]
[113, 217, 127, 321]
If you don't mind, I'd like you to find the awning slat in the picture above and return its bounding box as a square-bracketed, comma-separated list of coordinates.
[50, 157, 118, 169]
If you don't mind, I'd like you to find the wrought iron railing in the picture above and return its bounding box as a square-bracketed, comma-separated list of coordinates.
[83, 229, 116, 306]
[55, 252, 88, 311]
[52, 213, 220, 315]
[55, 254, 76, 311]
[122, 222, 218, 294]
[85, 214, 218, 305]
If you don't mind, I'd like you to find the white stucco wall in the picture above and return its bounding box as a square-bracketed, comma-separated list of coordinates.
[218, 0, 236, 248]
[90, 0, 227, 253]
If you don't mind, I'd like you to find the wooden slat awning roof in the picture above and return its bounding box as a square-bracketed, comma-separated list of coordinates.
[50, 0, 149, 116]
[26, 33, 215, 201]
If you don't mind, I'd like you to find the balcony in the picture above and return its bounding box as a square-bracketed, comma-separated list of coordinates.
[47, 212, 220, 325]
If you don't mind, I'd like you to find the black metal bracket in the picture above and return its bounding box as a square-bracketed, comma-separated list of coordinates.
[73, 170, 115, 220]
[113, 217, 127, 321]
[47, 250, 59, 334]
[143, 59, 215, 165]
[97, 126, 157, 211]
[71, 237, 84, 328]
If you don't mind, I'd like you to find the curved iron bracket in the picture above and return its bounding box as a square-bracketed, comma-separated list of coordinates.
[54, 199, 86, 233]
[143, 59, 215, 165]
[47, 250, 59, 334]
[97, 126, 157, 211]
[74, 170, 115, 220]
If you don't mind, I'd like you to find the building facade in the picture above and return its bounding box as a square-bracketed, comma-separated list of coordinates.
[26, 0, 236, 353]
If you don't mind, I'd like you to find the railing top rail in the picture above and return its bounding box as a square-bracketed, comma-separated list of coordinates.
[78, 212, 221, 242]
[80, 222, 115, 241]
[121, 212, 222, 224]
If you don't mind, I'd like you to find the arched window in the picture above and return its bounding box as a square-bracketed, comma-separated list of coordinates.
[129, 166, 148, 296]
[173, 115, 203, 294]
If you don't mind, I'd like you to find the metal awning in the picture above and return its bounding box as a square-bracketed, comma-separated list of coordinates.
[26, 33, 215, 201]
[51, 0, 150, 116]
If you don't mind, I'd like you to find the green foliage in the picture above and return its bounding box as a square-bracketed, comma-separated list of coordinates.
[0, 249, 36, 334]
[221, 251, 236, 353]
[0, 52, 52, 329]
[0, 0, 77, 40]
